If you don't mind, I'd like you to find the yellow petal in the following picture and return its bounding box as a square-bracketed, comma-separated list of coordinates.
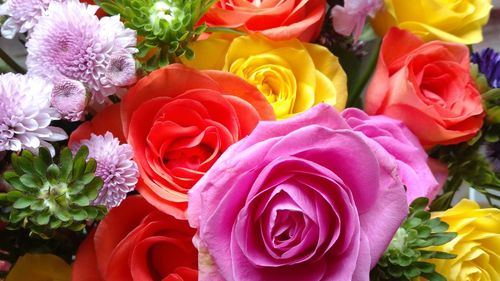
[6, 254, 71, 281]
[303, 43, 347, 111]
[181, 35, 233, 70]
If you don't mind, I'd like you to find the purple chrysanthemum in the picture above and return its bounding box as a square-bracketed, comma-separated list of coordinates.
[26, 0, 137, 103]
[472, 48, 500, 88]
[0, 73, 67, 154]
[51, 79, 88, 122]
[0, 0, 63, 39]
[74, 132, 138, 209]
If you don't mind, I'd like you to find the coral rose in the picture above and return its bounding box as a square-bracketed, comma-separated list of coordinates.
[182, 34, 347, 119]
[72, 195, 198, 281]
[366, 28, 484, 148]
[199, 0, 326, 41]
[188, 104, 408, 281]
[371, 0, 492, 44]
[421, 199, 500, 281]
[122, 64, 275, 218]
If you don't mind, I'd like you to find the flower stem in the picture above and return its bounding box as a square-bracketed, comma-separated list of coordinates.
[0, 48, 26, 74]
[348, 38, 381, 108]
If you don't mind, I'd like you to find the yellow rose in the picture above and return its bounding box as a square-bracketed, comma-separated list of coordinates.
[6, 254, 71, 281]
[371, 0, 492, 44]
[421, 199, 500, 281]
[182, 34, 347, 119]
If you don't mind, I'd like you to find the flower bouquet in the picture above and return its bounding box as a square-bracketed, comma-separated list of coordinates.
[0, 0, 499, 280]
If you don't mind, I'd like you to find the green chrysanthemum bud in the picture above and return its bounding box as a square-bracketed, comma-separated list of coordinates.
[95, 0, 216, 71]
[0, 147, 106, 238]
[371, 198, 457, 281]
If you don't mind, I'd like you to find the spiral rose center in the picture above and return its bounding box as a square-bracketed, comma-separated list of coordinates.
[230, 57, 297, 116]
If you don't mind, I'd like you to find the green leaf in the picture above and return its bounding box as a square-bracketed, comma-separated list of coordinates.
[429, 232, 457, 246]
[3, 171, 18, 181]
[13, 197, 35, 209]
[5, 177, 30, 192]
[70, 209, 88, 221]
[67, 223, 86, 232]
[54, 210, 71, 222]
[429, 191, 455, 211]
[49, 219, 62, 229]
[73, 195, 90, 207]
[84, 158, 97, 174]
[29, 199, 46, 211]
[33, 157, 48, 179]
[72, 157, 86, 182]
[46, 164, 61, 184]
[59, 147, 73, 181]
[415, 262, 435, 273]
[99, 2, 122, 15]
[38, 147, 52, 165]
[421, 272, 447, 281]
[410, 197, 429, 210]
[19, 174, 41, 188]
[33, 212, 50, 225]
[16, 155, 34, 174]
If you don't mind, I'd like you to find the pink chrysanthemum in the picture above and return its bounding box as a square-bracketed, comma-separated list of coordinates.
[75, 132, 139, 209]
[26, 0, 137, 103]
[51, 79, 88, 122]
[0, 73, 67, 154]
[0, 0, 63, 39]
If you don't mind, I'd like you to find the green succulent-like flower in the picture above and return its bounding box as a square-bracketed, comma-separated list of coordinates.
[0, 146, 106, 238]
[371, 198, 457, 281]
[95, 0, 216, 71]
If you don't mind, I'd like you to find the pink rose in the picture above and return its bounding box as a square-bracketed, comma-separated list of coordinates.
[341, 108, 441, 202]
[188, 104, 408, 281]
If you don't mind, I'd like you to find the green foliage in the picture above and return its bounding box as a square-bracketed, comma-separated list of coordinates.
[371, 198, 457, 281]
[471, 63, 500, 124]
[431, 141, 500, 210]
[94, 0, 217, 71]
[0, 147, 106, 238]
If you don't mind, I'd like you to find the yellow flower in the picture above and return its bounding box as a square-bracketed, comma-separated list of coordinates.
[182, 34, 347, 119]
[422, 199, 500, 281]
[371, 0, 492, 44]
[6, 254, 71, 281]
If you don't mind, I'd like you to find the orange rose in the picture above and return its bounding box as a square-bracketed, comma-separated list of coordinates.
[365, 28, 484, 148]
[199, 0, 326, 42]
[72, 195, 197, 281]
[121, 64, 275, 218]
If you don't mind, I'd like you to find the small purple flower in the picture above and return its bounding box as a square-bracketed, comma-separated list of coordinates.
[0, 73, 67, 154]
[51, 79, 88, 122]
[0, 0, 63, 39]
[74, 132, 139, 209]
[330, 0, 384, 41]
[484, 141, 500, 173]
[26, 0, 137, 103]
[472, 48, 500, 88]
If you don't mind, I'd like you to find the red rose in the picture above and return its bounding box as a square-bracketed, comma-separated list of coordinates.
[72, 195, 197, 281]
[121, 64, 275, 219]
[200, 0, 326, 42]
[366, 28, 484, 148]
